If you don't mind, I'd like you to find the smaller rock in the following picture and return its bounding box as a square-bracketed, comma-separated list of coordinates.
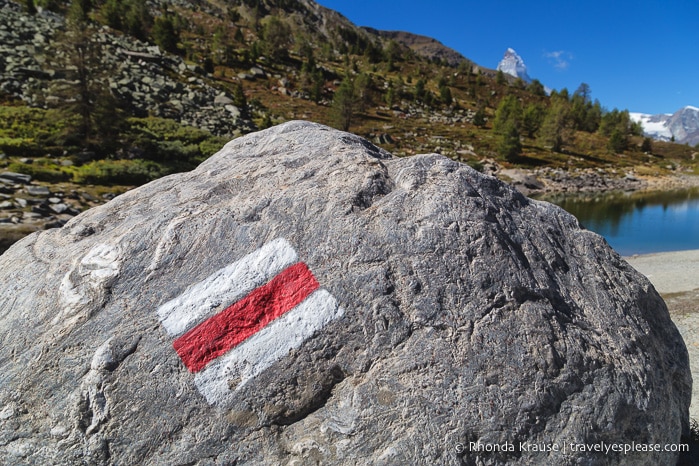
[0, 201, 13, 209]
[224, 105, 241, 118]
[0, 172, 31, 184]
[79, 191, 99, 203]
[250, 67, 266, 78]
[0, 403, 16, 420]
[214, 94, 234, 106]
[48, 203, 68, 214]
[44, 219, 67, 229]
[49, 425, 69, 438]
[47, 197, 61, 204]
[25, 185, 50, 196]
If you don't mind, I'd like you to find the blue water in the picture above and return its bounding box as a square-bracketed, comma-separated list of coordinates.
[535, 187, 699, 256]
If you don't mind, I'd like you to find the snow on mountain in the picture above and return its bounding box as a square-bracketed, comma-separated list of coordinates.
[629, 112, 673, 141]
[631, 106, 699, 146]
[497, 48, 531, 82]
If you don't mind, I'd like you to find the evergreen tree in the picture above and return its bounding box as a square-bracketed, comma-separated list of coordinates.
[414, 78, 426, 102]
[36, 0, 60, 12]
[608, 129, 628, 153]
[50, 2, 123, 152]
[68, 0, 92, 22]
[331, 76, 356, 131]
[354, 73, 373, 113]
[261, 16, 291, 61]
[498, 121, 522, 161]
[25, 0, 37, 14]
[385, 80, 396, 107]
[472, 107, 486, 127]
[569, 83, 601, 132]
[573, 83, 591, 102]
[521, 103, 544, 138]
[538, 98, 570, 152]
[232, 82, 247, 108]
[309, 69, 324, 103]
[641, 137, 653, 153]
[234, 27, 245, 44]
[492, 95, 522, 134]
[598, 108, 631, 137]
[102, 0, 122, 29]
[527, 79, 546, 97]
[437, 75, 453, 106]
[583, 100, 603, 133]
[123, 2, 152, 41]
[152, 14, 179, 54]
[629, 119, 644, 136]
[496, 69, 507, 85]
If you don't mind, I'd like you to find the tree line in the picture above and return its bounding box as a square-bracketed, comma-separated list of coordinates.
[492, 83, 644, 160]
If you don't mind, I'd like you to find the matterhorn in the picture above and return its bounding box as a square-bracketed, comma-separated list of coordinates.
[497, 48, 531, 82]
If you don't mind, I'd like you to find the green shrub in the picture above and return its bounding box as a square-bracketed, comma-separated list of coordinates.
[0, 106, 75, 150]
[0, 137, 42, 157]
[155, 140, 200, 162]
[70, 159, 164, 185]
[126, 117, 212, 144]
[198, 137, 229, 158]
[6, 161, 70, 182]
[466, 160, 485, 173]
[125, 117, 225, 164]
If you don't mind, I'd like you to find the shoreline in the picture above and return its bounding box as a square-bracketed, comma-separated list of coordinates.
[500, 166, 699, 196]
[624, 249, 699, 295]
[625, 249, 699, 423]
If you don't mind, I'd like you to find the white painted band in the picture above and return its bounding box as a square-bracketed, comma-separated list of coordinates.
[157, 238, 299, 337]
[194, 289, 344, 405]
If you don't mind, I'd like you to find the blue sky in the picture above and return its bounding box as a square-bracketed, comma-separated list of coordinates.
[316, 0, 698, 115]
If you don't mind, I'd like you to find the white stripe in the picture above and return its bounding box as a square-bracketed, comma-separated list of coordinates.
[194, 289, 344, 405]
[157, 238, 298, 337]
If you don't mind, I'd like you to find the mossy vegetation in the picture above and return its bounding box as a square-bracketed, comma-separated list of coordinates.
[0, 107, 227, 186]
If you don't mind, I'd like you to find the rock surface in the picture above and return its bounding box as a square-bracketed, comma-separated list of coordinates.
[0, 121, 691, 465]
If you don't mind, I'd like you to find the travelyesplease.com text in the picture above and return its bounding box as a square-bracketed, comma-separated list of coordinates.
[455, 440, 688, 455]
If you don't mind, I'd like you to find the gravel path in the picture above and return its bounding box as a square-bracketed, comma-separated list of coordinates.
[626, 250, 699, 422]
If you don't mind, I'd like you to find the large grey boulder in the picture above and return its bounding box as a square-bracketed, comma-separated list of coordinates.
[0, 121, 690, 465]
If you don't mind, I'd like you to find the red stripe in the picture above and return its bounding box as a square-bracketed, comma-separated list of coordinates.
[173, 262, 319, 373]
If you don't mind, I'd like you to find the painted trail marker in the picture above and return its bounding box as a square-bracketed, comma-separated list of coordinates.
[157, 238, 344, 405]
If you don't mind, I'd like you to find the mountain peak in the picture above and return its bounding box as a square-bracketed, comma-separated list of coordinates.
[497, 47, 531, 82]
[631, 106, 699, 145]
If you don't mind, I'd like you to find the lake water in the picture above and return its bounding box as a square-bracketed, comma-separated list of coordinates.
[534, 187, 699, 256]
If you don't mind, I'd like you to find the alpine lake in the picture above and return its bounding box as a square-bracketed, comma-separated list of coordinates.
[533, 186, 699, 256]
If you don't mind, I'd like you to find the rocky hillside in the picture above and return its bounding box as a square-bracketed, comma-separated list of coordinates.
[0, 122, 690, 464]
[0, 0, 255, 136]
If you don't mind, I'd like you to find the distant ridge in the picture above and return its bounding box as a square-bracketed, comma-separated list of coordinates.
[630, 106, 699, 146]
[362, 28, 468, 66]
